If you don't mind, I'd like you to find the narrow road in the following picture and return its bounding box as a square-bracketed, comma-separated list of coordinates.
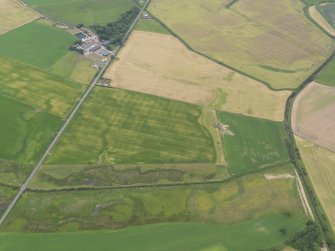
[0, 0, 150, 226]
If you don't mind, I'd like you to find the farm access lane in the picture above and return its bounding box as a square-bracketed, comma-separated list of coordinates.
[0, 0, 151, 226]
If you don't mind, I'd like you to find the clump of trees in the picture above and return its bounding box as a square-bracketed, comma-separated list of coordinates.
[286, 221, 322, 251]
[91, 7, 140, 48]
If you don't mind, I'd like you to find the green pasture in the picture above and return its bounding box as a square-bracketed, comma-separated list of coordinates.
[317, 2, 335, 29]
[46, 88, 216, 165]
[0, 214, 305, 251]
[23, 0, 136, 26]
[149, 0, 333, 89]
[3, 164, 303, 231]
[29, 163, 228, 189]
[0, 56, 83, 181]
[135, 18, 170, 34]
[0, 20, 76, 69]
[51, 51, 97, 84]
[216, 111, 290, 175]
[316, 59, 335, 86]
[305, 0, 335, 6]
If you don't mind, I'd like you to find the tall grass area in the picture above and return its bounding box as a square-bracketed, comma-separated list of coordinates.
[2, 164, 304, 231]
[23, 0, 136, 26]
[0, 56, 83, 183]
[46, 88, 216, 165]
[216, 111, 290, 175]
[0, 214, 306, 251]
[0, 20, 76, 69]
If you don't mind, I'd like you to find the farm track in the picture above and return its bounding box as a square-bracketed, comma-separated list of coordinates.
[0, 0, 151, 226]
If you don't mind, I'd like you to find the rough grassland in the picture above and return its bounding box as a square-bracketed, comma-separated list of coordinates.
[0, 186, 18, 216]
[0, 56, 83, 178]
[2, 165, 303, 232]
[46, 88, 216, 165]
[0, 0, 39, 35]
[309, 6, 335, 36]
[316, 59, 335, 86]
[292, 82, 335, 152]
[23, 0, 136, 26]
[296, 136, 335, 232]
[30, 163, 229, 189]
[216, 111, 290, 175]
[51, 51, 97, 84]
[105, 31, 291, 121]
[149, 0, 333, 89]
[317, 2, 335, 29]
[0, 214, 305, 251]
[0, 20, 76, 69]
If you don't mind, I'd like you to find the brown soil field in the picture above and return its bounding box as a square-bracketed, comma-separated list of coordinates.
[296, 136, 335, 232]
[0, 0, 39, 35]
[105, 31, 291, 121]
[309, 6, 335, 36]
[292, 82, 335, 152]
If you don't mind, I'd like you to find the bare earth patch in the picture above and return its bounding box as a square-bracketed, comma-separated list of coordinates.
[309, 6, 335, 37]
[264, 173, 294, 180]
[0, 0, 39, 35]
[105, 31, 290, 121]
[292, 82, 335, 152]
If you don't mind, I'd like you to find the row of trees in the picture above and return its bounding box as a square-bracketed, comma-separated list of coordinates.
[91, 7, 140, 49]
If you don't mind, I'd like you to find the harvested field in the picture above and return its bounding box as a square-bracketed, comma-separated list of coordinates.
[216, 111, 290, 175]
[46, 88, 216, 165]
[2, 165, 304, 232]
[309, 6, 335, 36]
[296, 136, 335, 232]
[0, 0, 39, 35]
[292, 82, 335, 152]
[149, 0, 333, 89]
[0, 20, 76, 69]
[105, 31, 290, 121]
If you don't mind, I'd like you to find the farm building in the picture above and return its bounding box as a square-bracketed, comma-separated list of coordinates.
[81, 42, 101, 55]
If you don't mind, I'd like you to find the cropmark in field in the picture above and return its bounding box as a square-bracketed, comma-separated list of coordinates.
[46, 88, 216, 165]
[0, 55, 83, 186]
[216, 111, 290, 175]
[149, 0, 333, 89]
[0, 0, 39, 35]
[105, 31, 291, 121]
[292, 82, 335, 152]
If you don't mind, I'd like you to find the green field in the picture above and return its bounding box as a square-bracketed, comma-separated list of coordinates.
[23, 0, 136, 26]
[135, 18, 170, 34]
[216, 111, 290, 175]
[305, 0, 335, 6]
[317, 2, 335, 29]
[315, 59, 335, 86]
[51, 51, 97, 84]
[0, 214, 305, 251]
[0, 56, 83, 185]
[0, 186, 18, 216]
[3, 165, 303, 231]
[0, 20, 76, 69]
[46, 88, 216, 165]
[149, 0, 333, 89]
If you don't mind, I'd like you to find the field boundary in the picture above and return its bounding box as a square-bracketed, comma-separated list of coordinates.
[0, 0, 151, 226]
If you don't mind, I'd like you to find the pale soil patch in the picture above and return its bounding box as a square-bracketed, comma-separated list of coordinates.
[105, 31, 290, 121]
[0, 0, 39, 35]
[264, 173, 294, 180]
[292, 82, 335, 152]
[309, 6, 335, 36]
[296, 136, 335, 232]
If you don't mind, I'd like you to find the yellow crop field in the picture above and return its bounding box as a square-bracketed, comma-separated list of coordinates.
[296, 136, 335, 232]
[149, 0, 333, 89]
[105, 31, 290, 121]
[0, 0, 39, 35]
